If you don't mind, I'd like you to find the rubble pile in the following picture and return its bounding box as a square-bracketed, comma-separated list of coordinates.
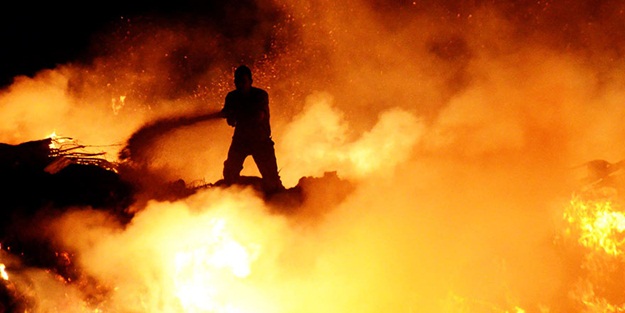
[0, 136, 354, 311]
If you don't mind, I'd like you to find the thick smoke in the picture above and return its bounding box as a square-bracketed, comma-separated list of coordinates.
[2, 0, 625, 312]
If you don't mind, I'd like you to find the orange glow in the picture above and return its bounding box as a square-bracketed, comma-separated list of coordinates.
[560, 186, 625, 312]
[3, 0, 625, 312]
[111, 95, 126, 115]
[565, 195, 625, 256]
[173, 217, 260, 312]
[0, 263, 7, 281]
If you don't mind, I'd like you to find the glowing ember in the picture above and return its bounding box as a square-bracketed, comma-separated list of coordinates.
[112, 95, 126, 115]
[48, 132, 73, 151]
[0, 263, 7, 280]
[46, 134, 118, 172]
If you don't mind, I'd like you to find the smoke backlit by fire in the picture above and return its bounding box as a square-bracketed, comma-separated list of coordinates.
[2, 0, 625, 312]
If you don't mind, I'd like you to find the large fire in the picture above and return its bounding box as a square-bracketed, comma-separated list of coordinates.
[2, 0, 625, 312]
[558, 181, 625, 313]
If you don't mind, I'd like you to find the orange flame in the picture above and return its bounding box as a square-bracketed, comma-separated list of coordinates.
[564, 194, 625, 256]
[562, 189, 625, 311]
[173, 217, 260, 312]
[0, 263, 8, 280]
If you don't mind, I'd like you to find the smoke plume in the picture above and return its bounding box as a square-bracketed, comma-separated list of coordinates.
[2, 0, 625, 312]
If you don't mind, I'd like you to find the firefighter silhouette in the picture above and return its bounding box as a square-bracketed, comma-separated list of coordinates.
[219, 65, 284, 194]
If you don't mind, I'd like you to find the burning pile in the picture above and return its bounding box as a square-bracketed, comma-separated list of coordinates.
[0, 136, 133, 225]
[0, 127, 354, 312]
[3, 0, 625, 312]
[558, 165, 625, 312]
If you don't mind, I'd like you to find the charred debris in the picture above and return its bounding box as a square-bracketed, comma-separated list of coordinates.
[0, 135, 353, 223]
[0, 135, 353, 309]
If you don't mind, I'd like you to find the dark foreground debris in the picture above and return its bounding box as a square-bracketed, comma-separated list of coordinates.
[0, 136, 355, 311]
[0, 137, 135, 233]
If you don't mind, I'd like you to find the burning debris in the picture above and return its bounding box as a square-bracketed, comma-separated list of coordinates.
[576, 159, 625, 188]
[0, 137, 126, 312]
[0, 137, 133, 223]
[0, 127, 355, 312]
[48, 135, 118, 173]
[0, 135, 134, 291]
[550, 156, 625, 311]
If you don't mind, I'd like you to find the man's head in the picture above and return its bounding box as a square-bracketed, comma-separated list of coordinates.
[234, 65, 253, 92]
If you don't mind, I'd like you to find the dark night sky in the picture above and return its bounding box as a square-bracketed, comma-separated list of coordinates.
[0, 1, 232, 88]
[5, 1, 619, 90]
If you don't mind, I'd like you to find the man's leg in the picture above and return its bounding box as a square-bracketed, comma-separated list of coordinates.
[223, 142, 247, 185]
[252, 140, 284, 193]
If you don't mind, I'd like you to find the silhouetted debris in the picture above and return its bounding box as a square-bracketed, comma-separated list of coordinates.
[268, 171, 356, 220]
[0, 137, 136, 310]
[578, 159, 625, 186]
[0, 138, 135, 230]
[0, 138, 51, 172]
[572, 159, 625, 201]
[0, 135, 356, 310]
[211, 175, 266, 193]
[0, 278, 28, 313]
[208, 171, 355, 220]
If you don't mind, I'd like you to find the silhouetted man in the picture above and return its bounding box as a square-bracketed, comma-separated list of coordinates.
[220, 65, 284, 194]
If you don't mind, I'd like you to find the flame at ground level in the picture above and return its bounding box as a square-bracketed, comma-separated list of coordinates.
[0, 264, 7, 281]
[4, 162, 623, 313]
